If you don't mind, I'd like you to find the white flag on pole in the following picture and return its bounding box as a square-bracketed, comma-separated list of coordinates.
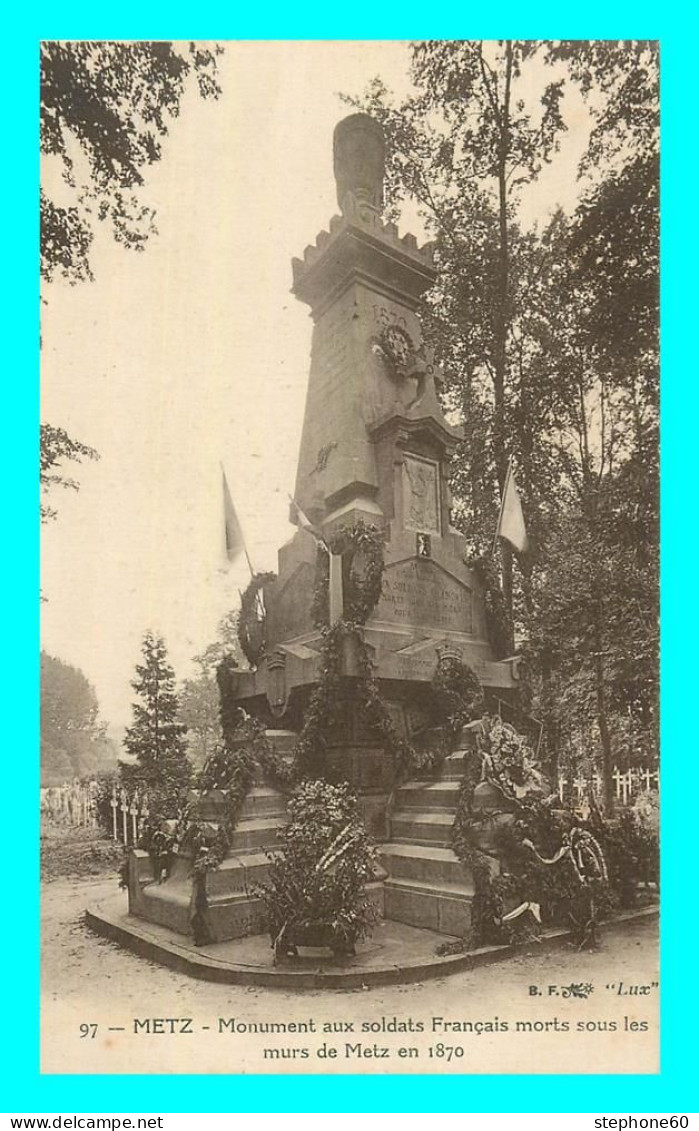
[496, 461, 529, 554]
[222, 466, 254, 574]
[289, 495, 328, 552]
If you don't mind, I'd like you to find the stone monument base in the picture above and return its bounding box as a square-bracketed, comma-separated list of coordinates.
[125, 724, 492, 946]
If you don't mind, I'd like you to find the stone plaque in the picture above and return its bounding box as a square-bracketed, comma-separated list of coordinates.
[402, 455, 440, 534]
[376, 558, 473, 633]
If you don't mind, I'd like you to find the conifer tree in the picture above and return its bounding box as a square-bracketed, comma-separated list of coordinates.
[123, 632, 191, 789]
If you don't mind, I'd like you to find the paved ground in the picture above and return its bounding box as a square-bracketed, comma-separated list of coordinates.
[42, 873, 659, 1076]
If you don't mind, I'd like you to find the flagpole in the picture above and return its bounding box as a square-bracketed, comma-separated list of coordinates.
[493, 458, 512, 554]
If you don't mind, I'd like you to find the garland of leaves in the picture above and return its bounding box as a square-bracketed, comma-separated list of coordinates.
[293, 620, 348, 779]
[187, 713, 293, 875]
[447, 733, 527, 948]
[311, 521, 386, 628]
[237, 571, 276, 667]
[430, 654, 484, 738]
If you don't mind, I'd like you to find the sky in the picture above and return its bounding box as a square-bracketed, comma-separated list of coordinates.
[40, 41, 591, 729]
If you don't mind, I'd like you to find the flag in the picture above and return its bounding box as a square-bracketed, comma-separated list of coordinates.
[496, 461, 528, 554]
[289, 495, 328, 551]
[222, 468, 247, 565]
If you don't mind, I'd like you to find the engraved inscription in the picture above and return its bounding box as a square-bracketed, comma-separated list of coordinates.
[376, 559, 473, 632]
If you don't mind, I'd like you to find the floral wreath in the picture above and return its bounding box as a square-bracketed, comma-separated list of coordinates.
[237, 571, 276, 667]
[312, 521, 385, 627]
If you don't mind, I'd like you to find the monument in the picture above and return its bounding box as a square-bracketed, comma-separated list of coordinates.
[125, 114, 522, 949]
[227, 113, 519, 809]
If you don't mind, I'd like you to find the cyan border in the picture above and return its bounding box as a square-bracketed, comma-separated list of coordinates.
[10, 5, 694, 1112]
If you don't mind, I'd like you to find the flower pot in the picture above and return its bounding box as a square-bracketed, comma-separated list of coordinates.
[273, 920, 356, 963]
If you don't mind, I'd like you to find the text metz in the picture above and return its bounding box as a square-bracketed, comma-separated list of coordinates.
[133, 1018, 193, 1034]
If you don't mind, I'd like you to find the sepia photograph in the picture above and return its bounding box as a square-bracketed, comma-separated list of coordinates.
[39, 39, 659, 1076]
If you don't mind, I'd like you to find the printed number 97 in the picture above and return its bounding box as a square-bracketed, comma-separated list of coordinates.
[79, 1023, 98, 1039]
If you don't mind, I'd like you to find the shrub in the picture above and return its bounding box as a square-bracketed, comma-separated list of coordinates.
[256, 781, 378, 955]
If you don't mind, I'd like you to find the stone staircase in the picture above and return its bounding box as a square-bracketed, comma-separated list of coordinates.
[129, 722, 485, 946]
[128, 729, 296, 942]
[379, 723, 481, 939]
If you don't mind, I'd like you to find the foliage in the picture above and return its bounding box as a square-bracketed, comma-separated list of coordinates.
[187, 737, 257, 876]
[40, 651, 116, 782]
[194, 609, 247, 676]
[179, 673, 222, 765]
[256, 781, 378, 951]
[40, 42, 222, 530]
[121, 631, 191, 790]
[181, 610, 248, 764]
[311, 522, 386, 627]
[237, 572, 276, 667]
[430, 653, 484, 734]
[180, 714, 294, 921]
[292, 621, 348, 780]
[450, 719, 656, 950]
[40, 41, 222, 284]
[345, 42, 659, 802]
[40, 424, 98, 524]
[469, 554, 512, 660]
[589, 798, 659, 908]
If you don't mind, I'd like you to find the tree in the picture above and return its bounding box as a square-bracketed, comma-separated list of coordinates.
[349, 42, 658, 801]
[180, 610, 246, 764]
[40, 423, 98, 523]
[40, 42, 222, 515]
[523, 65, 658, 807]
[40, 41, 222, 284]
[348, 41, 566, 629]
[40, 651, 116, 782]
[122, 632, 191, 788]
[179, 675, 221, 766]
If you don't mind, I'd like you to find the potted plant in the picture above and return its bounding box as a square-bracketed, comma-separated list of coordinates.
[256, 780, 378, 963]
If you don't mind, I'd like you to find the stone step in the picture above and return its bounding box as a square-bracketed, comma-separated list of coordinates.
[396, 780, 462, 810]
[384, 877, 472, 937]
[378, 842, 468, 887]
[182, 815, 286, 851]
[205, 851, 275, 896]
[390, 810, 454, 846]
[134, 876, 269, 941]
[197, 786, 288, 821]
[230, 816, 286, 852]
[135, 873, 193, 934]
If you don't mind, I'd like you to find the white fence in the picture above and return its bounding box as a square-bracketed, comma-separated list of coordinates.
[557, 765, 659, 808]
[41, 781, 152, 846]
[42, 765, 658, 842]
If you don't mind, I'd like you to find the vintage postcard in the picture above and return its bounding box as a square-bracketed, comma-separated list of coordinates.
[40, 39, 659, 1076]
